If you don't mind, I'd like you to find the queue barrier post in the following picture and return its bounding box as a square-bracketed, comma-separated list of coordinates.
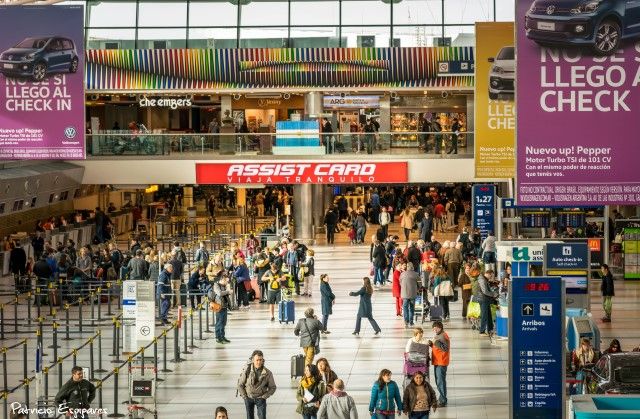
[161, 330, 172, 372]
[78, 297, 84, 337]
[182, 313, 192, 354]
[96, 330, 107, 374]
[107, 367, 124, 418]
[26, 292, 32, 327]
[13, 297, 18, 333]
[63, 304, 72, 341]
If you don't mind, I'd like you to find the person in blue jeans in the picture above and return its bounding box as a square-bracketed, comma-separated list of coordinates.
[156, 264, 173, 326]
[370, 236, 388, 288]
[237, 350, 277, 419]
[476, 270, 498, 336]
[369, 369, 403, 418]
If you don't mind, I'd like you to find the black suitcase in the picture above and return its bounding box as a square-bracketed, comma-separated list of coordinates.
[291, 354, 305, 379]
[180, 282, 187, 307]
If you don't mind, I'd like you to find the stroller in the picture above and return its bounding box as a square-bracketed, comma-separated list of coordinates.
[402, 346, 430, 391]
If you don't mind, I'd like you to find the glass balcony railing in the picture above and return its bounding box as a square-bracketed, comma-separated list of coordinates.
[85, 131, 474, 158]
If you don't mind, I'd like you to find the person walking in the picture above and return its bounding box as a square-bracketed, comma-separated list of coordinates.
[400, 262, 419, 328]
[324, 207, 338, 245]
[418, 212, 433, 243]
[481, 231, 497, 272]
[237, 350, 277, 419]
[476, 270, 498, 336]
[262, 263, 285, 322]
[402, 371, 438, 418]
[444, 243, 463, 287]
[369, 369, 403, 418]
[294, 308, 324, 366]
[212, 275, 232, 344]
[600, 263, 615, 322]
[400, 208, 414, 242]
[432, 266, 454, 320]
[55, 366, 96, 419]
[392, 261, 403, 318]
[320, 274, 335, 333]
[296, 364, 328, 419]
[317, 379, 358, 419]
[157, 263, 173, 325]
[349, 277, 382, 336]
[458, 262, 473, 319]
[194, 241, 210, 267]
[429, 321, 450, 408]
[379, 207, 391, 239]
[301, 249, 315, 297]
[370, 236, 388, 288]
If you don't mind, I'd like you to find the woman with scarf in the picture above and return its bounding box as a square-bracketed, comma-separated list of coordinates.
[431, 266, 454, 320]
[296, 364, 327, 419]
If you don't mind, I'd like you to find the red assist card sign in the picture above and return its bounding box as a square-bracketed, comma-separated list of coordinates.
[196, 162, 408, 184]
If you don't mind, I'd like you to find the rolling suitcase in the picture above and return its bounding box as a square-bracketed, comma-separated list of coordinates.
[291, 354, 305, 379]
[278, 290, 295, 324]
[429, 297, 444, 321]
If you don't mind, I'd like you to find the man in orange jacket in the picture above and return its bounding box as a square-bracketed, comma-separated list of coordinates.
[429, 320, 450, 407]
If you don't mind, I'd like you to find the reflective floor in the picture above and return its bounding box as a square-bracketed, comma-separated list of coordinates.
[3, 240, 640, 418]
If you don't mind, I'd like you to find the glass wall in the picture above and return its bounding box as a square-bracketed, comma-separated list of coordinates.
[83, 0, 509, 49]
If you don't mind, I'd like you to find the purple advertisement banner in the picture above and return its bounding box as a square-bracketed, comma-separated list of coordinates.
[0, 6, 84, 160]
[517, 0, 640, 205]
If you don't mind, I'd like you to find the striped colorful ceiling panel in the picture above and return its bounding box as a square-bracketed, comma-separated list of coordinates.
[85, 47, 474, 91]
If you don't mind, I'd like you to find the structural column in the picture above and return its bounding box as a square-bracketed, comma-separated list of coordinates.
[304, 92, 323, 118]
[236, 187, 246, 217]
[293, 184, 313, 242]
[312, 185, 325, 231]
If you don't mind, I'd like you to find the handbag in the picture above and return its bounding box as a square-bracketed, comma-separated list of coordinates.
[210, 301, 222, 313]
[242, 281, 252, 291]
[462, 283, 472, 290]
[369, 265, 374, 276]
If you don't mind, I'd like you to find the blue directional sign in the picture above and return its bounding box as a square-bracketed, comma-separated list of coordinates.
[510, 277, 565, 419]
[472, 184, 495, 241]
[546, 243, 589, 270]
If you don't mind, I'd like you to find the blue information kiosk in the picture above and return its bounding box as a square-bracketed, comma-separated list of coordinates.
[510, 276, 565, 419]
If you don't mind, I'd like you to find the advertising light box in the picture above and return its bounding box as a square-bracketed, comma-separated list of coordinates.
[475, 22, 516, 179]
[0, 5, 85, 160]
[516, 0, 640, 205]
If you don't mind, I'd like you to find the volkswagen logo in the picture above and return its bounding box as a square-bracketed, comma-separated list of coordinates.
[7, 55, 13, 61]
[64, 127, 77, 139]
[546, 5, 555, 15]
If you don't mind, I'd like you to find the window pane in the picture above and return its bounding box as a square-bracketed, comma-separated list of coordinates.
[240, 27, 288, 48]
[189, 28, 238, 48]
[290, 27, 340, 47]
[495, 0, 515, 21]
[342, 26, 390, 47]
[87, 1, 136, 27]
[241, 1, 288, 26]
[138, 2, 187, 27]
[444, 25, 475, 46]
[87, 28, 136, 49]
[137, 28, 187, 48]
[393, 25, 442, 47]
[443, 0, 493, 24]
[190, 1, 238, 27]
[393, 0, 442, 25]
[290, 1, 339, 26]
[342, 0, 390, 25]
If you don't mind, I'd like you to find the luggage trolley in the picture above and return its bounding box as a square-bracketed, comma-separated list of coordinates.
[127, 363, 158, 418]
[414, 288, 430, 324]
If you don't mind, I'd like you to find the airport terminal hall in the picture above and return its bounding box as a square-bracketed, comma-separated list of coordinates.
[2, 0, 640, 418]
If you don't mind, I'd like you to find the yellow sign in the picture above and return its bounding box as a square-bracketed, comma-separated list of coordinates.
[145, 185, 158, 193]
[475, 22, 515, 178]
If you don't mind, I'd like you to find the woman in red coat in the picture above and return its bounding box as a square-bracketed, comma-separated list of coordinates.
[392, 263, 404, 317]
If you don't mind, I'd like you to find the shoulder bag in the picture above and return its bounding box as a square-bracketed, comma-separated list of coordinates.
[303, 319, 320, 354]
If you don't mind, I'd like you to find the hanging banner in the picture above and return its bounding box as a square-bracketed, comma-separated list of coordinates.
[516, 1, 640, 205]
[475, 22, 515, 179]
[0, 5, 85, 160]
[196, 162, 408, 184]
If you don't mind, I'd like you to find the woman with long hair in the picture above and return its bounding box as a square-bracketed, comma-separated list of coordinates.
[319, 274, 335, 333]
[402, 370, 437, 418]
[296, 363, 327, 419]
[349, 277, 382, 336]
[369, 369, 403, 418]
[315, 358, 339, 391]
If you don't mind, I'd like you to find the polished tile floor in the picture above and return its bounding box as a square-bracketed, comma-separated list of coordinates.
[3, 239, 640, 418]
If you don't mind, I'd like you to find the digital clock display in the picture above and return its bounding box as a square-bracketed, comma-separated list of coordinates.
[524, 282, 550, 292]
